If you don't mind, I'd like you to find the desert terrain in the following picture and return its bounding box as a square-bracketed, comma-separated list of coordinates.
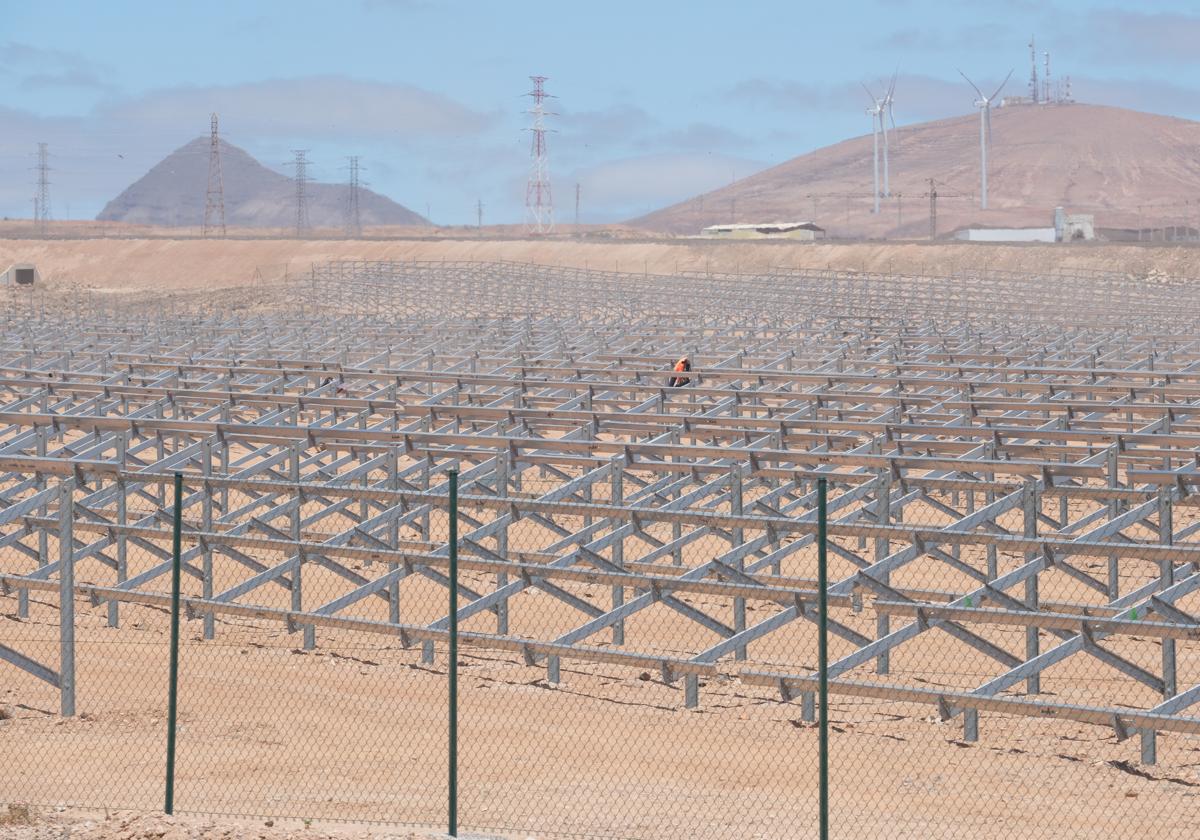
[1, 231, 1199, 295]
[1, 233, 1199, 839]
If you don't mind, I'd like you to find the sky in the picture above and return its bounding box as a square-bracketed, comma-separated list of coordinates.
[2, 0, 1200, 225]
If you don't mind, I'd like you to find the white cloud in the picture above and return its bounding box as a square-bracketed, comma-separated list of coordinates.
[1066, 10, 1200, 63]
[98, 76, 497, 141]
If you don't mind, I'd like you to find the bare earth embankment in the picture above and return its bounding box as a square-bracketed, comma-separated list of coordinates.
[1, 235, 1199, 296]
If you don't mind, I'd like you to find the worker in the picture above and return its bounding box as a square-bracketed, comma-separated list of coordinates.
[668, 355, 691, 388]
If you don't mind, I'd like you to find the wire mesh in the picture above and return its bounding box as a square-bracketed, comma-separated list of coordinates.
[3, 259, 1200, 838]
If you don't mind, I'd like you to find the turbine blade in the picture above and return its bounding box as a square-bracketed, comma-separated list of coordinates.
[862, 82, 877, 105]
[989, 68, 1015, 102]
[958, 68, 985, 100]
[888, 68, 898, 99]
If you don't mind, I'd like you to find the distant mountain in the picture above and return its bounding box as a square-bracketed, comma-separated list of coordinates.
[630, 104, 1200, 237]
[97, 138, 426, 228]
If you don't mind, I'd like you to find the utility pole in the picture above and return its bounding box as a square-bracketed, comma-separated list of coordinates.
[524, 75, 555, 234]
[574, 182, 580, 227]
[1029, 36, 1039, 104]
[344, 155, 362, 238]
[291, 150, 310, 238]
[928, 178, 937, 241]
[35, 142, 50, 238]
[203, 113, 226, 237]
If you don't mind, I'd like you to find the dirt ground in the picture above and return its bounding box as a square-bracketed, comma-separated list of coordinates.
[0, 806, 451, 840]
[0, 234, 1198, 297]
[3, 236, 1200, 836]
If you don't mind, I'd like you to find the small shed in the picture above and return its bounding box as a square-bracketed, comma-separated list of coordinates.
[0, 264, 39, 286]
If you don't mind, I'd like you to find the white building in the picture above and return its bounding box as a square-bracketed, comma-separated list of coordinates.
[953, 208, 1096, 243]
[953, 227, 1057, 243]
[700, 221, 826, 240]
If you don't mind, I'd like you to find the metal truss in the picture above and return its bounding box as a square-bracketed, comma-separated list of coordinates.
[3, 260, 1200, 766]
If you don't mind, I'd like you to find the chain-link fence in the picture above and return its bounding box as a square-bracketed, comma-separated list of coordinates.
[3, 465, 1199, 838]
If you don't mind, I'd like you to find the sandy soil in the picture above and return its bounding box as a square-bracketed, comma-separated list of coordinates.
[1, 235, 1199, 299]
[2, 238, 1200, 837]
[0, 806, 451, 840]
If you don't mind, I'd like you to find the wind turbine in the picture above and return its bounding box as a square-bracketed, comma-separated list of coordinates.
[958, 68, 1013, 210]
[879, 71, 898, 198]
[863, 84, 883, 214]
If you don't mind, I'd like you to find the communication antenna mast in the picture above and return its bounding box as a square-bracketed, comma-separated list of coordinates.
[291, 150, 311, 237]
[344, 155, 363, 238]
[35, 142, 50, 237]
[1028, 36, 1039, 103]
[959, 68, 1013, 210]
[524, 75, 555, 234]
[476, 198, 484, 229]
[203, 113, 226, 237]
[575, 182, 581, 227]
[1043, 51, 1051, 103]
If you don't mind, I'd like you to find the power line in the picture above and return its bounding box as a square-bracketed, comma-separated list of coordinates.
[291, 150, 311, 238]
[203, 113, 226, 237]
[524, 75, 554, 234]
[345, 155, 363, 238]
[35, 142, 50, 237]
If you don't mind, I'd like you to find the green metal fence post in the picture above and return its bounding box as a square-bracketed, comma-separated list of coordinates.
[164, 472, 183, 814]
[817, 476, 829, 840]
[448, 468, 459, 837]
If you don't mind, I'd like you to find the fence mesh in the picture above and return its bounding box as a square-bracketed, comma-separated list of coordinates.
[4, 259, 1200, 838]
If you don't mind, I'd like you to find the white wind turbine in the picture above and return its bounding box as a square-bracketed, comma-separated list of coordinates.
[958, 68, 1013, 210]
[863, 84, 883, 214]
[879, 72, 898, 198]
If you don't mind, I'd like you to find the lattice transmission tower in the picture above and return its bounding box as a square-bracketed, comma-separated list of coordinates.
[524, 75, 555, 234]
[344, 156, 363, 238]
[203, 113, 226, 237]
[34, 142, 50, 237]
[291, 150, 311, 237]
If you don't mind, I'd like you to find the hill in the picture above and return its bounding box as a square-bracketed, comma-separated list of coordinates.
[631, 104, 1200, 238]
[97, 138, 427, 228]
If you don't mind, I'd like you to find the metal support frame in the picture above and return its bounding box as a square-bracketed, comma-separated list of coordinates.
[2, 259, 1200, 770]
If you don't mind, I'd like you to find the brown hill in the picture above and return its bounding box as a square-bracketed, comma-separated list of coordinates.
[98, 138, 427, 228]
[631, 104, 1200, 238]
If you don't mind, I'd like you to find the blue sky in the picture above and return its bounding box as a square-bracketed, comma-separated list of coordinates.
[2, 0, 1199, 225]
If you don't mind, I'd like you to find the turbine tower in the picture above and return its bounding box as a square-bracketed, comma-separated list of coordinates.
[864, 86, 882, 214]
[864, 74, 898, 212]
[879, 72, 898, 198]
[524, 75, 555, 234]
[958, 69, 1013, 210]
